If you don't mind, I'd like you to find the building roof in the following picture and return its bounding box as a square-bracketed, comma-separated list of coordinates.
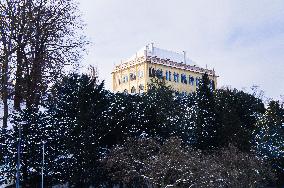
[113, 44, 216, 77]
[125, 44, 198, 66]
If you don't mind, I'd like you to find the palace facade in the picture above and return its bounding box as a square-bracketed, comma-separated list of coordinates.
[112, 44, 217, 94]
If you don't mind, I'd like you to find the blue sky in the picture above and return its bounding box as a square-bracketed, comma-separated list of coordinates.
[77, 0, 284, 99]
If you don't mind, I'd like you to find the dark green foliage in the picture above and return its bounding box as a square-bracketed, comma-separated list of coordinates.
[47, 74, 110, 186]
[195, 73, 218, 150]
[99, 78, 197, 147]
[98, 92, 141, 146]
[141, 79, 179, 139]
[6, 107, 64, 187]
[2, 73, 281, 187]
[254, 100, 284, 185]
[215, 88, 265, 151]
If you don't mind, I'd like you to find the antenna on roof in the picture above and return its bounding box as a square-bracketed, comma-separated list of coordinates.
[183, 51, 186, 64]
[151, 42, 154, 53]
[145, 45, 149, 57]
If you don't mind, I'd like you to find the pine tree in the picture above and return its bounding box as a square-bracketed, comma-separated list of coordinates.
[174, 93, 197, 145]
[195, 73, 218, 150]
[5, 106, 64, 187]
[142, 79, 179, 140]
[214, 88, 266, 151]
[254, 100, 284, 185]
[47, 73, 110, 186]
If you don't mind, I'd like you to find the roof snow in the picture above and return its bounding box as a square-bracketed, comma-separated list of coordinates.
[125, 44, 198, 66]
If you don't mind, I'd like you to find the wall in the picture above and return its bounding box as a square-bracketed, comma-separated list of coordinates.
[112, 60, 217, 94]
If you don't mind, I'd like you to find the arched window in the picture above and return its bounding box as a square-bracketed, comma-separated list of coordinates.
[166, 70, 169, 80]
[196, 78, 200, 86]
[211, 80, 215, 90]
[174, 72, 177, 82]
[181, 74, 187, 84]
[190, 76, 195, 85]
[139, 84, 144, 93]
[131, 86, 136, 93]
[152, 68, 156, 77]
[156, 69, 163, 79]
[138, 70, 144, 78]
[130, 73, 136, 81]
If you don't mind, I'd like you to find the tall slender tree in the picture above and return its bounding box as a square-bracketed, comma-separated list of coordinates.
[0, 0, 88, 112]
[195, 73, 218, 150]
[1, 0, 88, 186]
[214, 88, 265, 151]
[254, 100, 284, 185]
[0, 0, 17, 129]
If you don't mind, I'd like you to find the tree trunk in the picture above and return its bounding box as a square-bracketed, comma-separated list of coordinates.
[14, 46, 24, 110]
[1, 52, 9, 129]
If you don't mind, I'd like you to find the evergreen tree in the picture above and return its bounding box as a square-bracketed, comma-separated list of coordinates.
[47, 73, 110, 186]
[98, 92, 139, 147]
[3, 73, 110, 187]
[195, 73, 218, 150]
[174, 93, 197, 144]
[5, 106, 64, 187]
[254, 100, 284, 185]
[142, 79, 179, 140]
[214, 88, 265, 151]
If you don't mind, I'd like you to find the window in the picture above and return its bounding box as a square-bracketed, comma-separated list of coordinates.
[138, 70, 144, 78]
[189, 76, 195, 85]
[130, 73, 136, 81]
[131, 86, 136, 93]
[181, 73, 187, 84]
[211, 80, 215, 90]
[169, 71, 172, 81]
[139, 84, 144, 93]
[152, 68, 156, 77]
[196, 77, 200, 86]
[123, 75, 128, 83]
[209, 80, 215, 90]
[166, 70, 169, 80]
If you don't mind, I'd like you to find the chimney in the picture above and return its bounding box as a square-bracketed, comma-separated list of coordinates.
[183, 51, 186, 64]
[144, 45, 148, 58]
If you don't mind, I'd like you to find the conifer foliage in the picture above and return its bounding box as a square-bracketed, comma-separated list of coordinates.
[195, 73, 218, 149]
[46, 74, 110, 186]
[254, 100, 284, 185]
[0, 73, 282, 187]
[215, 88, 265, 151]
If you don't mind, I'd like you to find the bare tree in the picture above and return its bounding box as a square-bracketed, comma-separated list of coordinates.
[1, 0, 88, 186]
[0, 0, 88, 117]
[0, 0, 18, 128]
[103, 137, 275, 188]
[14, 0, 87, 109]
